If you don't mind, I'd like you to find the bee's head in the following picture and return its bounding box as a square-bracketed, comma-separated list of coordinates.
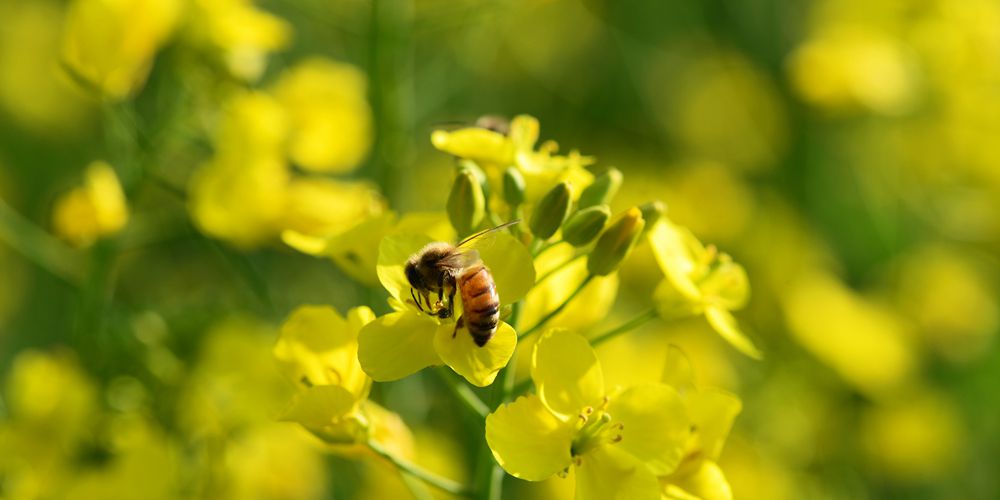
[404, 259, 424, 290]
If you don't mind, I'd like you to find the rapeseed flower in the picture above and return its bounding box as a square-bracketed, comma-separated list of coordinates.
[61, 0, 181, 98]
[52, 161, 129, 247]
[647, 218, 761, 359]
[486, 329, 691, 500]
[358, 230, 534, 386]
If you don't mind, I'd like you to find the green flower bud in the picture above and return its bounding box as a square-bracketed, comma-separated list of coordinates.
[638, 200, 667, 234]
[529, 182, 572, 240]
[577, 167, 622, 209]
[587, 207, 645, 276]
[458, 160, 490, 200]
[562, 205, 610, 247]
[502, 167, 526, 206]
[447, 170, 486, 237]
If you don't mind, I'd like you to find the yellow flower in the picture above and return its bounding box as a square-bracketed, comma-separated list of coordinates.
[281, 176, 386, 244]
[431, 114, 594, 204]
[485, 330, 691, 500]
[52, 161, 129, 247]
[272, 58, 374, 173]
[358, 229, 534, 386]
[61, 0, 182, 99]
[659, 346, 740, 500]
[275, 305, 412, 452]
[647, 219, 761, 359]
[186, 0, 291, 81]
[188, 91, 290, 246]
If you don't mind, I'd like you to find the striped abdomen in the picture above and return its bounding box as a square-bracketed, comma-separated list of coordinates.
[459, 264, 500, 347]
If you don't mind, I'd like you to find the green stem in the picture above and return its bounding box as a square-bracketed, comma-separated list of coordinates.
[399, 472, 434, 500]
[590, 308, 658, 346]
[433, 367, 489, 419]
[368, 439, 472, 497]
[519, 274, 595, 340]
[0, 197, 84, 284]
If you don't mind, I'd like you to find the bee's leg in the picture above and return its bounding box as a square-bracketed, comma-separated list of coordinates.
[452, 316, 464, 338]
[411, 288, 425, 312]
[446, 286, 457, 318]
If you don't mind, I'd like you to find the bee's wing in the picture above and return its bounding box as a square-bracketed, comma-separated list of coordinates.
[456, 220, 521, 249]
[439, 248, 481, 271]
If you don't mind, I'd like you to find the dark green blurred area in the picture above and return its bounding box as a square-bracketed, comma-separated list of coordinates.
[2, 0, 999, 499]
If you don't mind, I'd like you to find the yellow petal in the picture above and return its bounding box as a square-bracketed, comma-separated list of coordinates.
[357, 312, 441, 381]
[667, 460, 732, 500]
[434, 321, 516, 387]
[430, 127, 513, 166]
[704, 306, 763, 359]
[575, 446, 660, 500]
[660, 345, 695, 393]
[474, 231, 535, 304]
[272, 58, 373, 173]
[531, 329, 604, 418]
[281, 385, 364, 443]
[521, 243, 618, 332]
[274, 305, 368, 398]
[685, 389, 741, 461]
[608, 384, 690, 476]
[377, 233, 434, 302]
[485, 395, 574, 481]
[647, 221, 703, 302]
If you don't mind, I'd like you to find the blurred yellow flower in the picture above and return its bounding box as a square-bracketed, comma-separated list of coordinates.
[272, 58, 374, 173]
[61, 0, 182, 99]
[52, 161, 129, 247]
[788, 26, 918, 115]
[859, 390, 964, 483]
[647, 219, 760, 359]
[782, 271, 918, 398]
[486, 330, 690, 500]
[0, 0, 92, 134]
[186, 0, 291, 81]
[188, 90, 290, 247]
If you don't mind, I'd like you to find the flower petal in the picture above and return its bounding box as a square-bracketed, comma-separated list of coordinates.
[475, 231, 535, 304]
[274, 305, 368, 397]
[661, 345, 695, 394]
[434, 321, 516, 387]
[485, 395, 574, 481]
[667, 460, 732, 500]
[685, 389, 741, 461]
[647, 221, 703, 302]
[376, 233, 435, 302]
[358, 312, 441, 381]
[575, 446, 660, 500]
[608, 384, 690, 476]
[704, 306, 763, 359]
[531, 329, 604, 418]
[281, 385, 365, 443]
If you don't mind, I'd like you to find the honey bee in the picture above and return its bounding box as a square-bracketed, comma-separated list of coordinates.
[404, 221, 519, 347]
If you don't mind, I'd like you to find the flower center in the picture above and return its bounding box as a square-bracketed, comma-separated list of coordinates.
[570, 398, 624, 459]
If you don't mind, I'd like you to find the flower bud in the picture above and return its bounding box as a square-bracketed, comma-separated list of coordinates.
[458, 160, 491, 199]
[638, 200, 666, 235]
[529, 182, 572, 240]
[577, 167, 622, 209]
[587, 207, 645, 276]
[502, 167, 526, 206]
[447, 170, 485, 237]
[562, 205, 610, 247]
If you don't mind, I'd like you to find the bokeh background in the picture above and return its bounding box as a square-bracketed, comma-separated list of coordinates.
[2, 0, 999, 498]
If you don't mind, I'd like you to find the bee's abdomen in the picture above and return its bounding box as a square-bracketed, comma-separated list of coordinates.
[459, 265, 500, 347]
